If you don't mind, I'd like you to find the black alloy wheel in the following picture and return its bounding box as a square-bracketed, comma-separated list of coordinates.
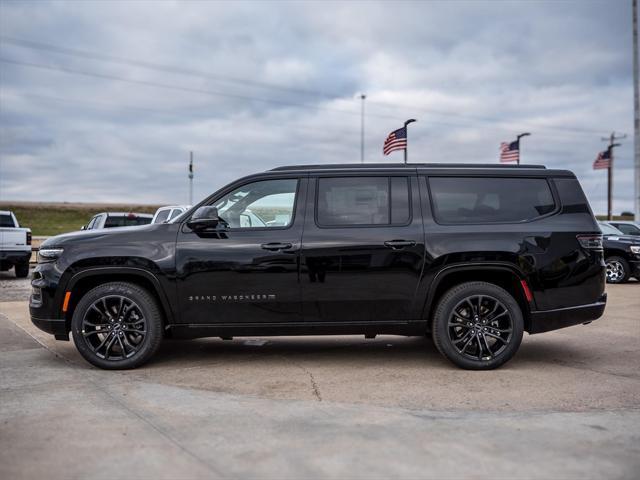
[71, 282, 162, 369]
[432, 281, 524, 370]
[80, 295, 147, 360]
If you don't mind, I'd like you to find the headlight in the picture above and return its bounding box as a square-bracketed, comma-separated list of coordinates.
[630, 246, 640, 254]
[37, 248, 64, 263]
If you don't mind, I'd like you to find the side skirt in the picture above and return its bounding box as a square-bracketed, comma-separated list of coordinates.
[165, 321, 428, 339]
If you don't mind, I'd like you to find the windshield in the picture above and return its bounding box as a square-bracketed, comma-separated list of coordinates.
[599, 222, 624, 235]
[0, 214, 14, 227]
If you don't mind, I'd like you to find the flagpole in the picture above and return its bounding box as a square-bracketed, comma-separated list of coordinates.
[516, 132, 531, 165]
[602, 132, 626, 220]
[608, 146, 613, 220]
[189, 151, 194, 205]
[360, 94, 366, 163]
[404, 119, 416, 164]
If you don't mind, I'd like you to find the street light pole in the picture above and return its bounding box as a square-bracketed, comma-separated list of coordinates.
[404, 119, 417, 164]
[633, 0, 639, 219]
[360, 94, 366, 163]
[516, 132, 531, 165]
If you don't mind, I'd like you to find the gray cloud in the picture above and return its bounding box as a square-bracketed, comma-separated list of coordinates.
[0, 0, 636, 214]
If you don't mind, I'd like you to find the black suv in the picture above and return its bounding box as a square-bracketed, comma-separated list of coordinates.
[598, 222, 640, 283]
[30, 164, 606, 370]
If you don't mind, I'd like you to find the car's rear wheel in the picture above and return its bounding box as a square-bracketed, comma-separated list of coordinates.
[14, 262, 29, 278]
[432, 281, 524, 370]
[605, 256, 630, 284]
[71, 282, 163, 369]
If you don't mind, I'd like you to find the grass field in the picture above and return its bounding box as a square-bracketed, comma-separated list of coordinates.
[1, 202, 160, 236]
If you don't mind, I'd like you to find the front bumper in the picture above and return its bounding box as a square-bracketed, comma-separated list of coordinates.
[529, 293, 607, 334]
[30, 317, 69, 340]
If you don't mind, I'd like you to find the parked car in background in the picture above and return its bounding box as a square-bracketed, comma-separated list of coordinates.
[598, 222, 640, 284]
[151, 205, 191, 224]
[82, 212, 153, 230]
[0, 210, 32, 278]
[604, 220, 640, 237]
[31, 163, 607, 371]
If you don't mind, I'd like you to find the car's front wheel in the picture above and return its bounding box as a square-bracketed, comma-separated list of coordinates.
[432, 281, 524, 370]
[71, 282, 163, 369]
[605, 256, 630, 284]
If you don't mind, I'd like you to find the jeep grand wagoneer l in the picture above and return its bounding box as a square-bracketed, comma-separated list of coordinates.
[30, 164, 606, 370]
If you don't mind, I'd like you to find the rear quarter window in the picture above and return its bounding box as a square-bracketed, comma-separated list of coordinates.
[428, 177, 556, 224]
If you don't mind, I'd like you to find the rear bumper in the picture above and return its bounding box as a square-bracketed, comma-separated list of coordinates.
[529, 293, 607, 334]
[0, 250, 31, 264]
[30, 317, 69, 341]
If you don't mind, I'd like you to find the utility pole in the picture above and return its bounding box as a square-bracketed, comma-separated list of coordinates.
[188, 151, 194, 205]
[404, 119, 417, 164]
[602, 132, 626, 220]
[516, 132, 531, 165]
[360, 94, 366, 163]
[633, 0, 639, 219]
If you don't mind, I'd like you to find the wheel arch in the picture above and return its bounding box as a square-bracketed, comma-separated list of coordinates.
[423, 264, 533, 332]
[62, 267, 174, 331]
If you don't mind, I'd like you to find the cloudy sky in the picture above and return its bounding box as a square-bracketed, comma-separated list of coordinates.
[0, 0, 636, 214]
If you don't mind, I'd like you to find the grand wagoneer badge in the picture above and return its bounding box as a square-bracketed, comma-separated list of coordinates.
[188, 294, 277, 302]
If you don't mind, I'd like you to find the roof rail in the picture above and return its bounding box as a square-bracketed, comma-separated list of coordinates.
[269, 163, 547, 171]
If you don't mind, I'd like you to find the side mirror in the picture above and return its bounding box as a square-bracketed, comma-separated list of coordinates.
[80, 225, 87, 230]
[187, 206, 220, 231]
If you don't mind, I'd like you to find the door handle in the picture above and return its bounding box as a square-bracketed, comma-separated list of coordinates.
[384, 240, 416, 250]
[261, 242, 293, 251]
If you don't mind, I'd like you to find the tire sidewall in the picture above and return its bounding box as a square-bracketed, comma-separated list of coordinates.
[432, 282, 524, 370]
[71, 282, 162, 369]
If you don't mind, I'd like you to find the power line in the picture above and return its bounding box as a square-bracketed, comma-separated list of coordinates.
[0, 35, 616, 137]
[1, 57, 618, 141]
[0, 57, 405, 122]
[0, 35, 335, 99]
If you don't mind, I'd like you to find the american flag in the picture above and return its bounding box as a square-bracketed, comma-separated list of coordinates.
[499, 141, 519, 163]
[593, 149, 611, 170]
[383, 127, 407, 156]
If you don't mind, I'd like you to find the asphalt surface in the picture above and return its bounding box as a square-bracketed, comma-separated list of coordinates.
[1, 268, 639, 479]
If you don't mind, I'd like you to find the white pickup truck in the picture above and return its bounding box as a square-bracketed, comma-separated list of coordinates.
[0, 210, 31, 278]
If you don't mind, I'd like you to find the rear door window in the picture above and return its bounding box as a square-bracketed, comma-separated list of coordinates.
[316, 176, 410, 227]
[428, 177, 556, 224]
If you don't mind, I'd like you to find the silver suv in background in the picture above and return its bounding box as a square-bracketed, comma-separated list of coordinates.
[82, 212, 153, 230]
[151, 205, 191, 223]
[603, 221, 640, 237]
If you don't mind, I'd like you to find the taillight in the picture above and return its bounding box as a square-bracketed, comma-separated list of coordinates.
[577, 234, 603, 250]
[26, 231, 32, 245]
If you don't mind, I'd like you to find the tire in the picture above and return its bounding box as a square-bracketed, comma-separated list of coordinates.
[605, 256, 630, 284]
[432, 281, 524, 370]
[71, 282, 163, 369]
[14, 262, 29, 278]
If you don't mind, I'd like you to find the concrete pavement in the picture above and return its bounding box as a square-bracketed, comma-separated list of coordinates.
[1, 272, 639, 479]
